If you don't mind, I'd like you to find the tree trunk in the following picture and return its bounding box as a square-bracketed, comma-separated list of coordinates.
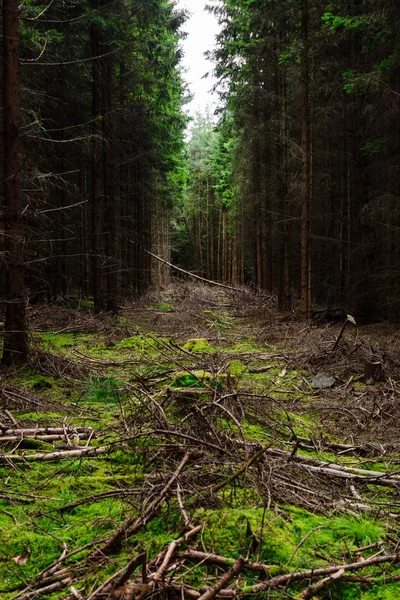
[102, 53, 119, 314]
[91, 1, 104, 313]
[300, 0, 311, 321]
[279, 21, 291, 311]
[2, 0, 28, 366]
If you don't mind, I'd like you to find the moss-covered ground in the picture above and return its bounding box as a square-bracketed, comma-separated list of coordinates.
[1, 284, 400, 599]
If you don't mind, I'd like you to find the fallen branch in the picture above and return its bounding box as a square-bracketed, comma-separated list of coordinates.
[243, 553, 399, 593]
[0, 446, 107, 462]
[0, 427, 93, 436]
[197, 556, 245, 600]
[145, 250, 244, 292]
[93, 450, 193, 557]
[211, 446, 268, 493]
[300, 568, 345, 599]
[182, 549, 270, 574]
[266, 447, 400, 487]
[86, 552, 147, 600]
[152, 524, 203, 582]
[0, 433, 88, 443]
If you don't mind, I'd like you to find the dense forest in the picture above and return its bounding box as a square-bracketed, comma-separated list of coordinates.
[2, 3, 400, 599]
[1, 0, 400, 352]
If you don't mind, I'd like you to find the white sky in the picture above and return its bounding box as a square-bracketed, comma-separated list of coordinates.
[175, 0, 219, 118]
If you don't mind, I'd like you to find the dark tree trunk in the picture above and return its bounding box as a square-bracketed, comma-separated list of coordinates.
[278, 21, 291, 311]
[91, 2, 104, 313]
[300, 0, 311, 321]
[2, 0, 28, 366]
[102, 55, 119, 314]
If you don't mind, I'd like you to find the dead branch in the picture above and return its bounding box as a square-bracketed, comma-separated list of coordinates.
[300, 568, 345, 599]
[86, 552, 147, 600]
[93, 450, 193, 557]
[0, 445, 108, 462]
[145, 250, 244, 292]
[182, 549, 270, 574]
[152, 524, 203, 582]
[197, 556, 245, 600]
[244, 553, 400, 593]
[211, 446, 268, 493]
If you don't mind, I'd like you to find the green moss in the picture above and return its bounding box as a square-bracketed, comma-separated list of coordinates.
[114, 335, 156, 351]
[172, 370, 214, 388]
[183, 338, 215, 352]
[171, 370, 230, 389]
[40, 332, 96, 352]
[227, 360, 247, 377]
[226, 341, 262, 353]
[152, 303, 173, 311]
[362, 582, 400, 599]
[84, 376, 123, 404]
[203, 310, 234, 332]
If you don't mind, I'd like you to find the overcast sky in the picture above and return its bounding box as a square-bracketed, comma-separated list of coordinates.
[175, 0, 220, 118]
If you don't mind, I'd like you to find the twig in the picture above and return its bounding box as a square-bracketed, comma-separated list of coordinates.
[152, 525, 203, 582]
[93, 450, 193, 556]
[197, 557, 245, 600]
[300, 568, 345, 599]
[182, 549, 270, 574]
[86, 552, 146, 600]
[212, 446, 268, 493]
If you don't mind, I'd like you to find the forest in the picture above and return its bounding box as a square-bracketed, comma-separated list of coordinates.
[1, 1, 400, 599]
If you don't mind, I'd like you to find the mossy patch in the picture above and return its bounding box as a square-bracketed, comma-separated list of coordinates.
[183, 338, 215, 352]
[172, 370, 215, 388]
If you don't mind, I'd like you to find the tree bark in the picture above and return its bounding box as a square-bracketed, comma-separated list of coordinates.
[280, 28, 291, 310]
[102, 52, 119, 314]
[2, 0, 28, 366]
[91, 0, 104, 313]
[300, 0, 311, 321]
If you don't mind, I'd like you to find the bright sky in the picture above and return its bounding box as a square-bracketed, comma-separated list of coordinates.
[175, 0, 219, 118]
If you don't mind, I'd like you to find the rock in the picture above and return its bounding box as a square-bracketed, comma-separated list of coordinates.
[311, 372, 336, 389]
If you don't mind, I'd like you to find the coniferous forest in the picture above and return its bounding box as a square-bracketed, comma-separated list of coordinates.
[1, 2, 400, 599]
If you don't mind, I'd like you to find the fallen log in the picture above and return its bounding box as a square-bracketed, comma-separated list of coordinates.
[0, 446, 107, 462]
[243, 553, 400, 593]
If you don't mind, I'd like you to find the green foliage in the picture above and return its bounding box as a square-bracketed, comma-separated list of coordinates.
[360, 138, 387, 157]
[322, 12, 369, 32]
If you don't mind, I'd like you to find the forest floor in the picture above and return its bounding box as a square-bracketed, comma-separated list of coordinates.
[1, 283, 400, 600]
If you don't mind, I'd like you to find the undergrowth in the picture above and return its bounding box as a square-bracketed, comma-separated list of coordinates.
[1, 284, 399, 599]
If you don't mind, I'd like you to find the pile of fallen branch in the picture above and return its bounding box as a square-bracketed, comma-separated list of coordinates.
[12, 443, 400, 600]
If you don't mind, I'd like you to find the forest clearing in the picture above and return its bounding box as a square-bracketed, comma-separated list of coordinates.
[1, 284, 400, 600]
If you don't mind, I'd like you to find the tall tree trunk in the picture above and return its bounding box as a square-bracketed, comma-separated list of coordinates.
[279, 21, 291, 311]
[252, 110, 263, 288]
[102, 54, 119, 314]
[91, 1, 104, 313]
[300, 0, 311, 321]
[2, 0, 28, 366]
